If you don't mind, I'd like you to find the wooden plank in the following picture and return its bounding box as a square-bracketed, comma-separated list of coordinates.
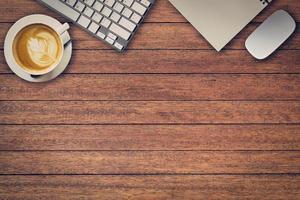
[1, 23, 299, 50]
[1, 50, 300, 74]
[0, 101, 299, 124]
[0, 151, 299, 174]
[0, 0, 299, 23]
[0, 125, 299, 150]
[0, 175, 299, 200]
[0, 74, 299, 101]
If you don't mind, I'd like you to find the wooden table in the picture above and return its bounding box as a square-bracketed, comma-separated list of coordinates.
[0, 0, 299, 199]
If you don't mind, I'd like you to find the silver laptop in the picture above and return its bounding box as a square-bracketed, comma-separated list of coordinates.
[169, 0, 273, 51]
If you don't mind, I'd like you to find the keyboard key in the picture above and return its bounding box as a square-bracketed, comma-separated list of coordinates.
[105, 0, 116, 8]
[109, 23, 131, 40]
[113, 2, 124, 13]
[131, 2, 146, 15]
[123, 0, 133, 7]
[119, 17, 136, 31]
[140, 0, 151, 7]
[108, 32, 117, 40]
[93, 1, 104, 12]
[131, 12, 141, 24]
[92, 12, 103, 23]
[88, 22, 100, 33]
[122, 7, 133, 18]
[74, 1, 86, 12]
[66, 0, 77, 7]
[82, 0, 95, 6]
[101, 17, 111, 28]
[39, 0, 80, 21]
[96, 31, 106, 39]
[83, 6, 94, 17]
[102, 6, 112, 17]
[105, 36, 115, 44]
[114, 42, 123, 50]
[77, 15, 91, 28]
[110, 12, 121, 22]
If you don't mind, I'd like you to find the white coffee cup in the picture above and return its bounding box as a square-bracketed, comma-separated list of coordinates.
[4, 14, 71, 76]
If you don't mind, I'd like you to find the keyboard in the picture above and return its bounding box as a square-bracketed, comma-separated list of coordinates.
[37, 0, 155, 52]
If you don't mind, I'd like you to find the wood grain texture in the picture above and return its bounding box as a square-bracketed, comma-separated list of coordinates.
[0, 175, 299, 200]
[0, 0, 299, 23]
[1, 50, 300, 74]
[0, 0, 299, 199]
[0, 151, 299, 174]
[0, 101, 299, 124]
[1, 23, 299, 50]
[0, 125, 299, 151]
[0, 74, 299, 100]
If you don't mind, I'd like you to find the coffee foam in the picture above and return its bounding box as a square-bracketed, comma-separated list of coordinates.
[13, 24, 62, 72]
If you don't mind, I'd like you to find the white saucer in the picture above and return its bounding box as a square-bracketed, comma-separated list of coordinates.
[7, 41, 72, 82]
[4, 15, 72, 82]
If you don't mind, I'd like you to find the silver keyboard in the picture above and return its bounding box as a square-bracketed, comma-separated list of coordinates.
[38, 0, 155, 52]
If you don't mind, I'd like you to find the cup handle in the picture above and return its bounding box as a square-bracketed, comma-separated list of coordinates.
[56, 23, 70, 45]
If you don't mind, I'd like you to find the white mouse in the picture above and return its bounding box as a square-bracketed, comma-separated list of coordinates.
[245, 10, 296, 60]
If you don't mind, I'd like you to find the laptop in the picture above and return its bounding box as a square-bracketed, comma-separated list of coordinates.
[169, 0, 273, 51]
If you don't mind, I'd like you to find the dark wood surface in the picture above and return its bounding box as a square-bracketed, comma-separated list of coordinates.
[0, 0, 299, 199]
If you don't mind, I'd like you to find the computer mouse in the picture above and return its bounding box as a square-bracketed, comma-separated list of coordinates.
[245, 10, 296, 60]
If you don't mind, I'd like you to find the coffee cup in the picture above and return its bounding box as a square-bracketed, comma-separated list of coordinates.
[4, 14, 71, 76]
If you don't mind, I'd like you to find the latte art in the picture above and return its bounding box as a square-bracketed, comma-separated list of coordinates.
[13, 24, 62, 73]
[27, 34, 58, 68]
